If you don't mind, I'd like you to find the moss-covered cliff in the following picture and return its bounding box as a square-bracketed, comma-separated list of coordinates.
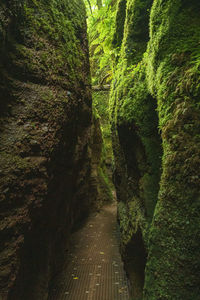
[90, 111, 113, 211]
[0, 1, 98, 299]
[144, 1, 200, 299]
[1, 0, 200, 298]
[110, 0, 161, 297]
[110, 0, 200, 298]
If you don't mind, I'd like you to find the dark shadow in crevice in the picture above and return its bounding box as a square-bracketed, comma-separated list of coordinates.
[124, 228, 147, 300]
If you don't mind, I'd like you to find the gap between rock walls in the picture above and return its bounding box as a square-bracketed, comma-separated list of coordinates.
[0, 0, 200, 299]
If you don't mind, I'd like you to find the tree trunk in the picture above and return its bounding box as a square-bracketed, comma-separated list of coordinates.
[86, 0, 93, 15]
[96, 0, 102, 9]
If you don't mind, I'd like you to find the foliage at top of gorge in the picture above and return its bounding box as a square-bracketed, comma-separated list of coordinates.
[84, 0, 117, 86]
[0, 0, 199, 298]
[83, 0, 116, 204]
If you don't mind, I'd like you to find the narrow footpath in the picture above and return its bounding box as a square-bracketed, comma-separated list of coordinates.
[48, 203, 130, 300]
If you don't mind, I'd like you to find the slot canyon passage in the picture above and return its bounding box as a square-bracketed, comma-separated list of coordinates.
[0, 0, 200, 299]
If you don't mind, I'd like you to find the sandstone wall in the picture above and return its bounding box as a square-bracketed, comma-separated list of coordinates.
[0, 1, 94, 299]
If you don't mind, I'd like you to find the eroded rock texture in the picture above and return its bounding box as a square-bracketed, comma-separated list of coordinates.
[111, 0, 200, 299]
[0, 1, 96, 299]
[144, 1, 200, 299]
[90, 115, 112, 210]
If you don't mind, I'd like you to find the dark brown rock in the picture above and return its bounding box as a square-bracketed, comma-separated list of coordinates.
[0, 0, 97, 299]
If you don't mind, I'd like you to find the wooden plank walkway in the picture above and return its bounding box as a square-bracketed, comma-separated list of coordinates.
[48, 203, 130, 300]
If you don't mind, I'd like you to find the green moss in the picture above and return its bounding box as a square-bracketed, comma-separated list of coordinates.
[110, 0, 200, 298]
[110, 4, 162, 243]
[5, 0, 87, 87]
[0, 153, 30, 194]
[118, 199, 149, 248]
[90, 112, 113, 210]
[93, 91, 113, 163]
[0, 0, 92, 297]
[115, 62, 162, 218]
[92, 91, 114, 204]
[98, 166, 113, 202]
[143, 1, 200, 299]
[145, 0, 200, 127]
[0, 153, 30, 177]
[121, 0, 153, 64]
[112, 0, 127, 50]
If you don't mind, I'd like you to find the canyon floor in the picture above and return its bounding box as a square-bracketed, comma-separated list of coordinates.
[48, 202, 130, 300]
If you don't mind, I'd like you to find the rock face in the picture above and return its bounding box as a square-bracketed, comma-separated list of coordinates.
[0, 1, 97, 299]
[111, 0, 200, 299]
[90, 114, 112, 210]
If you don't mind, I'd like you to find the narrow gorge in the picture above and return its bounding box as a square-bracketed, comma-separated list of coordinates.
[0, 0, 200, 300]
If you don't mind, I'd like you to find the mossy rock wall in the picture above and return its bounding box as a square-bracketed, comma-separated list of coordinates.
[110, 0, 200, 298]
[90, 113, 113, 210]
[110, 0, 161, 298]
[0, 1, 95, 299]
[144, 1, 200, 299]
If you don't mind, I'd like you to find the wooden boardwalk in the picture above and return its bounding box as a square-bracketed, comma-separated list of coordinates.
[48, 203, 130, 300]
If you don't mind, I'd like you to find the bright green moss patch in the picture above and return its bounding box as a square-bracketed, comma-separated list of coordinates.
[110, 0, 200, 298]
[143, 0, 200, 299]
[112, 0, 127, 50]
[110, 0, 162, 238]
[121, 0, 153, 64]
[146, 0, 200, 127]
[6, 0, 87, 87]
